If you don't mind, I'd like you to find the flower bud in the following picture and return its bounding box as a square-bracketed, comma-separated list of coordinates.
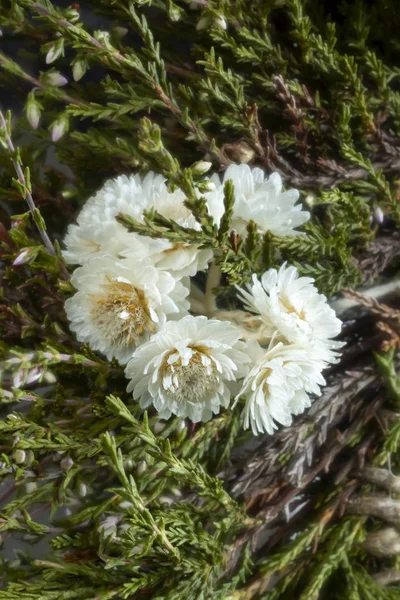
[60, 457, 73, 471]
[170, 8, 181, 22]
[47, 72, 68, 87]
[199, 180, 216, 193]
[192, 160, 212, 175]
[13, 450, 26, 465]
[214, 15, 227, 30]
[136, 460, 147, 476]
[45, 39, 64, 64]
[64, 8, 80, 23]
[51, 113, 69, 142]
[374, 206, 384, 225]
[13, 248, 36, 266]
[26, 92, 42, 130]
[78, 482, 87, 497]
[197, 14, 227, 31]
[72, 59, 87, 82]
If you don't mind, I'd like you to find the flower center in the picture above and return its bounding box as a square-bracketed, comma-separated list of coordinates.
[90, 278, 156, 347]
[280, 296, 306, 320]
[160, 345, 218, 404]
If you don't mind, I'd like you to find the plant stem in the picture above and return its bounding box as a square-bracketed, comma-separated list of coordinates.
[0, 110, 70, 279]
[204, 261, 221, 315]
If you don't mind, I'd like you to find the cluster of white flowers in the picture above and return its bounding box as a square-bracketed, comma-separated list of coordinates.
[64, 164, 342, 435]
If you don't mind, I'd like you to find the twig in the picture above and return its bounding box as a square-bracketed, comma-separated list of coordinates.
[0, 110, 70, 279]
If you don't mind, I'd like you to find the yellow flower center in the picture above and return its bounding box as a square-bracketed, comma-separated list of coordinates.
[90, 278, 156, 348]
[160, 345, 218, 404]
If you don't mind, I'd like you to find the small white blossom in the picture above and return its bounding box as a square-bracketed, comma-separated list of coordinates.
[205, 164, 309, 236]
[65, 255, 189, 364]
[237, 263, 342, 361]
[63, 172, 212, 279]
[125, 315, 251, 422]
[236, 341, 327, 435]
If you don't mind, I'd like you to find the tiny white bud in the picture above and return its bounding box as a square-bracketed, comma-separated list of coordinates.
[374, 206, 384, 224]
[112, 26, 128, 38]
[78, 482, 87, 497]
[47, 72, 68, 87]
[170, 8, 180, 21]
[65, 8, 80, 23]
[72, 60, 87, 82]
[305, 194, 315, 208]
[45, 41, 64, 65]
[13, 450, 26, 465]
[60, 457, 73, 471]
[124, 459, 134, 471]
[13, 248, 34, 266]
[26, 93, 42, 130]
[214, 15, 227, 30]
[177, 419, 187, 432]
[201, 180, 216, 192]
[136, 460, 147, 476]
[44, 371, 57, 384]
[51, 114, 69, 142]
[192, 160, 212, 175]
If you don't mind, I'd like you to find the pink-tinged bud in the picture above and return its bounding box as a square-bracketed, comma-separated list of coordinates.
[13, 247, 36, 266]
[374, 206, 384, 224]
[47, 72, 68, 87]
[51, 114, 69, 142]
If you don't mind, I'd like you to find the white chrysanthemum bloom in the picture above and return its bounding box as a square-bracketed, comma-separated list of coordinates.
[236, 341, 327, 435]
[65, 255, 189, 364]
[63, 172, 212, 279]
[125, 315, 251, 422]
[237, 264, 342, 360]
[205, 163, 309, 236]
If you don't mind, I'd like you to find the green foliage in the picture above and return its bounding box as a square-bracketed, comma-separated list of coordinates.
[1, 0, 400, 598]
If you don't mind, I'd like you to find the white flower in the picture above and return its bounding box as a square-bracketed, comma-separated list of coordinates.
[63, 220, 134, 265]
[237, 263, 342, 360]
[205, 164, 309, 236]
[65, 255, 189, 364]
[236, 341, 327, 435]
[63, 172, 212, 279]
[125, 315, 251, 422]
